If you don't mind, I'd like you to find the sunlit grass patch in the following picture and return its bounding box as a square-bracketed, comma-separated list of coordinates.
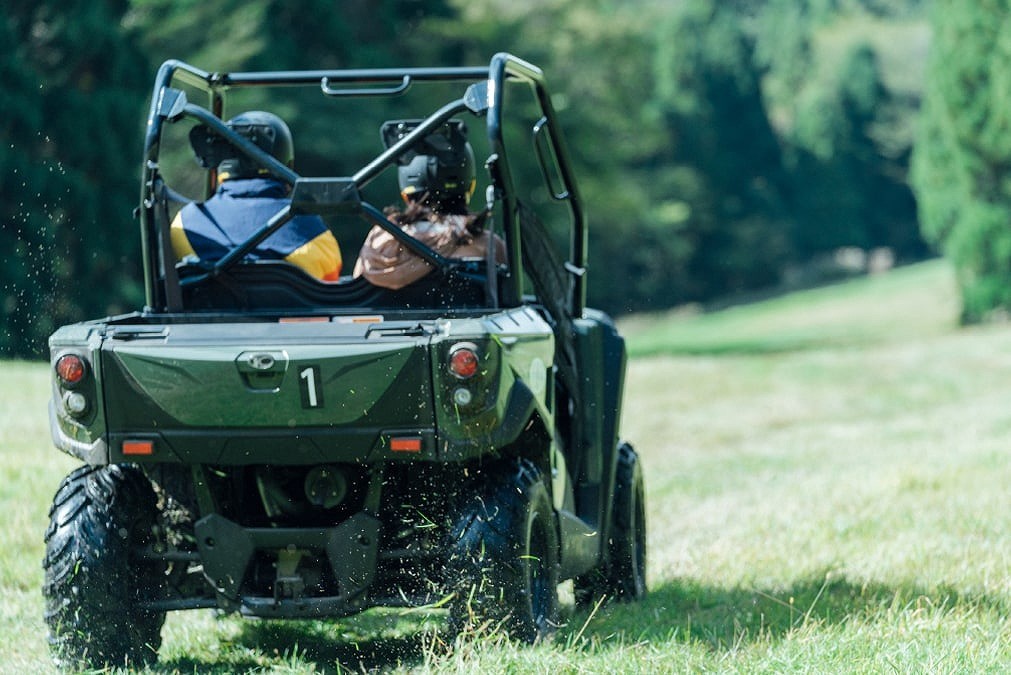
[622, 259, 959, 356]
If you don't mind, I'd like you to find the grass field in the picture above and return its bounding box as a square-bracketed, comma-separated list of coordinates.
[4, 258, 1011, 672]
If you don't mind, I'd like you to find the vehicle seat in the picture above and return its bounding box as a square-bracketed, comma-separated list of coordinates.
[177, 260, 489, 311]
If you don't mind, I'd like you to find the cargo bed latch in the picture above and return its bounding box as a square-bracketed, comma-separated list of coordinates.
[235, 350, 289, 391]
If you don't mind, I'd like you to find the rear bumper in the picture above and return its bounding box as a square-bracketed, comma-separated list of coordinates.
[49, 400, 108, 464]
[195, 512, 382, 618]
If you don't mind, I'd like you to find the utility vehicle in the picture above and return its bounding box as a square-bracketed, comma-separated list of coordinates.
[43, 52, 645, 668]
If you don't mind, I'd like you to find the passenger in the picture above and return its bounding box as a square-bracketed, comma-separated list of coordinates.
[353, 120, 504, 289]
[171, 111, 342, 281]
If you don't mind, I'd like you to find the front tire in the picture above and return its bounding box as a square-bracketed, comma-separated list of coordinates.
[448, 459, 559, 642]
[43, 465, 166, 669]
[575, 442, 647, 606]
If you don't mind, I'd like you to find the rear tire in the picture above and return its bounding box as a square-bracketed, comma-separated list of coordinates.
[43, 465, 166, 669]
[448, 459, 559, 642]
[574, 442, 647, 607]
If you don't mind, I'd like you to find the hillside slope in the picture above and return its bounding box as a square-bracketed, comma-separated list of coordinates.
[608, 258, 1011, 670]
[622, 259, 960, 356]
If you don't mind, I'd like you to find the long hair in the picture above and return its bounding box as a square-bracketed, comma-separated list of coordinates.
[384, 192, 489, 244]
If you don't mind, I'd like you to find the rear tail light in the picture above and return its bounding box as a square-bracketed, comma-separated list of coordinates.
[55, 353, 87, 385]
[55, 353, 93, 419]
[448, 343, 479, 379]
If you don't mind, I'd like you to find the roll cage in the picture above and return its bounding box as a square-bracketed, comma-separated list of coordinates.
[139, 52, 587, 318]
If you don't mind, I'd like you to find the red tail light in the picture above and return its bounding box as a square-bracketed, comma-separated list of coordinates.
[55, 354, 87, 385]
[449, 344, 479, 379]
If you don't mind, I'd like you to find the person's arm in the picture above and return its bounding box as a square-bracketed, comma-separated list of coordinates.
[354, 221, 442, 289]
[286, 229, 343, 281]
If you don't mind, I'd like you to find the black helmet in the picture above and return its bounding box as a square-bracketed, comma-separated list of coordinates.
[381, 119, 476, 209]
[190, 110, 294, 181]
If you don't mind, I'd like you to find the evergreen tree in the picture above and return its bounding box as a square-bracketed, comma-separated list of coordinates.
[791, 43, 921, 258]
[912, 0, 1011, 323]
[1, 1, 150, 357]
[646, 0, 792, 303]
[128, 0, 459, 173]
[126, 0, 463, 247]
[0, 0, 936, 345]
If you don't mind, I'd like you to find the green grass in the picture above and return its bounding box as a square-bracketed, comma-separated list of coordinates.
[622, 258, 960, 355]
[5, 258, 1011, 672]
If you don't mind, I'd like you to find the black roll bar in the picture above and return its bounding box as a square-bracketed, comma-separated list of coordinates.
[140, 53, 586, 316]
[486, 53, 587, 316]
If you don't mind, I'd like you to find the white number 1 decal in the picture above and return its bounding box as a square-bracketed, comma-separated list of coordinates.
[299, 366, 323, 408]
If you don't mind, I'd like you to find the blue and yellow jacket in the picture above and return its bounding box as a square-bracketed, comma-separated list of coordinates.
[171, 178, 342, 281]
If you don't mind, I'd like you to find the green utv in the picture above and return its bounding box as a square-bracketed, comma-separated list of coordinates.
[43, 53, 645, 668]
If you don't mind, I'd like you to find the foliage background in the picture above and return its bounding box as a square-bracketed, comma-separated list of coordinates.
[3, 0, 934, 356]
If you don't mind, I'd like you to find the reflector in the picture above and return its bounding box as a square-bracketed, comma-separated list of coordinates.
[63, 391, 89, 416]
[453, 387, 473, 406]
[390, 437, 422, 453]
[123, 440, 154, 456]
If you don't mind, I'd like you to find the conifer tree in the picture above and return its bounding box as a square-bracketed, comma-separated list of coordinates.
[913, 0, 1011, 322]
[1, 1, 149, 356]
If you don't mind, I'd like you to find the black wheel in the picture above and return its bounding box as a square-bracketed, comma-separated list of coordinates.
[574, 442, 647, 606]
[447, 459, 559, 642]
[43, 464, 166, 669]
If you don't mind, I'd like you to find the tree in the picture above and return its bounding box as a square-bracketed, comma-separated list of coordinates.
[1, 1, 150, 357]
[128, 0, 459, 172]
[646, 0, 793, 303]
[1, 0, 936, 351]
[790, 43, 921, 258]
[454, 0, 796, 311]
[912, 0, 1011, 323]
[126, 0, 464, 246]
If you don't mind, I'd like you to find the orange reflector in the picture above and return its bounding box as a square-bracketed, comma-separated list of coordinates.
[390, 437, 422, 453]
[122, 440, 154, 456]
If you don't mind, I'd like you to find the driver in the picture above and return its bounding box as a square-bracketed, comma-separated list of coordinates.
[171, 111, 342, 281]
[353, 120, 504, 289]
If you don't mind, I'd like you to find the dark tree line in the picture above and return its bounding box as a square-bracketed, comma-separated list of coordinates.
[2, 1, 150, 358]
[3, 0, 929, 357]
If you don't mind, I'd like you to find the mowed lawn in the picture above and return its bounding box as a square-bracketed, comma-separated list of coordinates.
[3, 258, 1011, 672]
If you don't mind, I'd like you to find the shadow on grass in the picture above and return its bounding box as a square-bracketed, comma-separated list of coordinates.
[150, 572, 1007, 670]
[154, 610, 441, 673]
[565, 571, 1010, 651]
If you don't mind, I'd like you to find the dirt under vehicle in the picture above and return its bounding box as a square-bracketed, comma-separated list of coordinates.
[43, 52, 646, 668]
